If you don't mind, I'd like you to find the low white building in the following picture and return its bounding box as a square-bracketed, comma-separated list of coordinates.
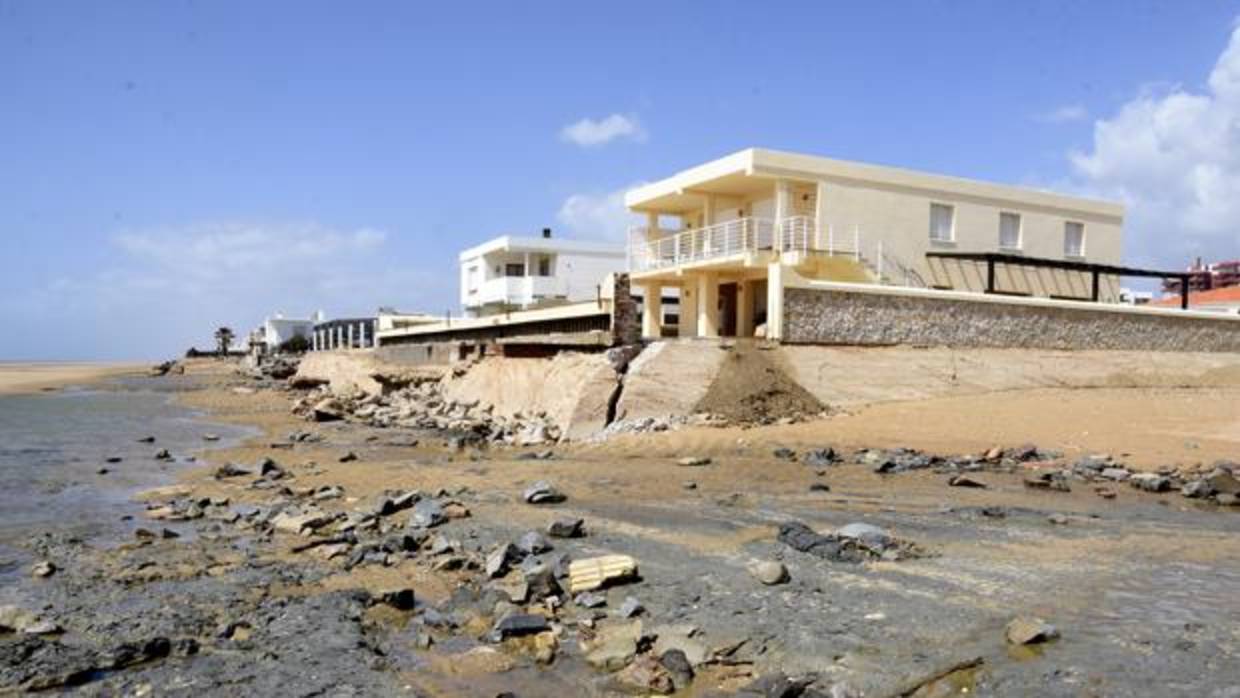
[258, 311, 324, 350]
[459, 230, 626, 317]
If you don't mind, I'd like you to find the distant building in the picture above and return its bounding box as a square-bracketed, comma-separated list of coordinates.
[312, 317, 377, 351]
[459, 229, 626, 317]
[376, 308, 443, 333]
[1118, 288, 1153, 305]
[1149, 286, 1240, 315]
[258, 311, 324, 350]
[1162, 258, 1240, 294]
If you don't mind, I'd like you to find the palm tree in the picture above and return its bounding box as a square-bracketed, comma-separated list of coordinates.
[214, 327, 235, 357]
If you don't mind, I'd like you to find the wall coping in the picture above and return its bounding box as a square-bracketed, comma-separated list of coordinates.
[785, 276, 1240, 324]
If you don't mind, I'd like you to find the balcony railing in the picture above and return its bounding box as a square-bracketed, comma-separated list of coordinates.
[629, 216, 817, 272]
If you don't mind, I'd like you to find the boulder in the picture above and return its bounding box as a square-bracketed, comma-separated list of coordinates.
[1005, 616, 1060, 645]
[490, 613, 550, 642]
[485, 543, 521, 579]
[609, 654, 675, 694]
[836, 523, 892, 549]
[1130, 473, 1172, 493]
[408, 500, 447, 529]
[517, 531, 552, 555]
[311, 398, 346, 422]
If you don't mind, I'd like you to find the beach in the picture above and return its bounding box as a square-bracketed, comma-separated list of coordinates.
[1, 356, 1238, 695]
[0, 362, 147, 396]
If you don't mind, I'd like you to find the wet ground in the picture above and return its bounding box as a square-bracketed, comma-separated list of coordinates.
[2, 368, 1239, 696]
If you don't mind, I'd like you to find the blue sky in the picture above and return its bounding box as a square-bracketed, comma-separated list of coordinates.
[3, 1, 1239, 360]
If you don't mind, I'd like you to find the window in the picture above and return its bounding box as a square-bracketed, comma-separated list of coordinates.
[538, 256, 551, 276]
[1064, 221, 1085, 257]
[929, 203, 954, 242]
[505, 263, 524, 277]
[999, 212, 1022, 250]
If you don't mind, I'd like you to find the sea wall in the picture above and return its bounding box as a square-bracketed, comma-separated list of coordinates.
[782, 282, 1240, 352]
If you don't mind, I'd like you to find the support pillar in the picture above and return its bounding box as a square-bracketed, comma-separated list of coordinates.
[347, 324, 354, 350]
[642, 283, 663, 339]
[737, 280, 755, 339]
[312, 331, 318, 352]
[360, 323, 368, 348]
[766, 263, 785, 341]
[336, 326, 343, 350]
[678, 281, 698, 338]
[696, 272, 719, 338]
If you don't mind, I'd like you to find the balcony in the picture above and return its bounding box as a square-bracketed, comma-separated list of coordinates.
[468, 275, 563, 308]
[628, 216, 817, 273]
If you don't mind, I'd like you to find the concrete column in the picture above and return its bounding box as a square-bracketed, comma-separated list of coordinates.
[678, 281, 698, 338]
[737, 280, 755, 338]
[696, 273, 719, 338]
[642, 283, 662, 339]
[347, 324, 355, 350]
[814, 181, 829, 249]
[702, 194, 717, 227]
[360, 323, 368, 348]
[645, 211, 659, 238]
[335, 326, 343, 350]
[312, 331, 318, 352]
[774, 179, 791, 222]
[766, 263, 785, 341]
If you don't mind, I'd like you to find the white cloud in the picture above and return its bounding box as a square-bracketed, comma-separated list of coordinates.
[559, 113, 646, 147]
[1069, 24, 1240, 267]
[1035, 104, 1088, 124]
[2, 221, 443, 360]
[557, 185, 642, 241]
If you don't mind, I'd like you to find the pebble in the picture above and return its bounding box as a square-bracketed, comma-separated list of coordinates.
[31, 560, 56, 578]
[747, 560, 789, 585]
[616, 596, 644, 618]
[677, 456, 711, 467]
[523, 481, 566, 504]
[546, 517, 584, 538]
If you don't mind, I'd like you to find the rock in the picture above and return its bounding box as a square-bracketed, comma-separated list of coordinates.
[517, 531, 552, 555]
[203, 433, 220, 441]
[575, 592, 607, 608]
[1005, 616, 1060, 645]
[808, 483, 831, 492]
[802, 447, 838, 468]
[1100, 467, 1131, 482]
[547, 517, 585, 538]
[616, 596, 644, 618]
[836, 522, 892, 549]
[213, 462, 251, 479]
[1216, 493, 1239, 506]
[1047, 513, 1069, 525]
[105, 456, 123, 464]
[523, 564, 562, 601]
[1095, 486, 1117, 499]
[338, 451, 359, 463]
[740, 672, 815, 698]
[948, 475, 987, 488]
[311, 398, 346, 422]
[137, 436, 156, 443]
[1182, 479, 1215, 499]
[652, 627, 708, 667]
[490, 613, 549, 641]
[568, 554, 639, 593]
[773, 447, 797, 460]
[1023, 471, 1070, 492]
[523, 481, 566, 505]
[272, 511, 334, 535]
[377, 588, 416, 610]
[585, 620, 643, 671]
[408, 499, 446, 529]
[1206, 469, 1240, 495]
[659, 648, 695, 688]
[677, 456, 711, 467]
[610, 654, 675, 694]
[0, 605, 59, 634]
[96, 467, 110, 475]
[747, 560, 789, 585]
[259, 457, 285, 478]
[516, 423, 549, 447]
[154, 449, 173, 461]
[1130, 473, 1172, 493]
[682, 481, 697, 490]
[30, 561, 56, 578]
[313, 485, 345, 501]
[486, 543, 521, 579]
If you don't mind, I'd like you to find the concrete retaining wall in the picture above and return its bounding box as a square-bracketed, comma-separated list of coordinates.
[782, 283, 1240, 352]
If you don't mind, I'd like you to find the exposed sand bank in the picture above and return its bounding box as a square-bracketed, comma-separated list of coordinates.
[0, 362, 146, 395]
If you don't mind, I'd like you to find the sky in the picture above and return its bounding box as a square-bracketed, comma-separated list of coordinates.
[2, 1, 1240, 360]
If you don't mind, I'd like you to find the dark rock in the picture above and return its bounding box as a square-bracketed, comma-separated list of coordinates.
[773, 447, 797, 460]
[802, 447, 838, 468]
[808, 483, 831, 492]
[739, 671, 814, 698]
[490, 613, 549, 641]
[1182, 479, 1215, 499]
[1005, 616, 1060, 645]
[339, 451, 359, 463]
[105, 456, 122, 464]
[214, 462, 252, 479]
[377, 588, 416, 610]
[154, 449, 173, 461]
[137, 436, 156, 443]
[948, 475, 987, 488]
[517, 531, 552, 555]
[616, 596, 644, 618]
[485, 543, 521, 578]
[1130, 473, 1172, 493]
[659, 648, 695, 687]
[523, 481, 566, 504]
[547, 517, 585, 538]
[408, 500, 446, 529]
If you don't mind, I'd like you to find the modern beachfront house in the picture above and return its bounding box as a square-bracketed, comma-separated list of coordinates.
[460, 230, 627, 317]
[626, 148, 1127, 340]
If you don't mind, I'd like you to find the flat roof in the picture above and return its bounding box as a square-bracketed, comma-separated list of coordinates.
[626, 148, 1125, 220]
[458, 235, 625, 261]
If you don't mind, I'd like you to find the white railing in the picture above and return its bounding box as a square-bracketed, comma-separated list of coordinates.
[629, 217, 776, 272]
[778, 215, 815, 253]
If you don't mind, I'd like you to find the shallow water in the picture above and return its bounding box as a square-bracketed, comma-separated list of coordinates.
[0, 379, 253, 582]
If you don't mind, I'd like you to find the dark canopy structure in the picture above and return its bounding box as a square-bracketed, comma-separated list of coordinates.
[925, 251, 1192, 309]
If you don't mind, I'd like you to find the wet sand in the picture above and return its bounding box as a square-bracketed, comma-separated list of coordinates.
[0, 362, 147, 395]
[3, 358, 1239, 695]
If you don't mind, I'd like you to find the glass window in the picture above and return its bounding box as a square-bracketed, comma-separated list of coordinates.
[1064, 221, 1085, 257]
[930, 203, 954, 242]
[999, 212, 1022, 249]
[505, 263, 524, 277]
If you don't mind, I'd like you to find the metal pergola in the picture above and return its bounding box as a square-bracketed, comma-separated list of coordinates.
[925, 251, 1192, 309]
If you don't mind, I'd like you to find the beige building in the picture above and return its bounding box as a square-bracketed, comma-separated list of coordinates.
[626, 148, 1125, 339]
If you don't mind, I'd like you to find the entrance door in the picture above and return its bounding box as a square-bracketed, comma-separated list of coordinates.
[719, 282, 738, 337]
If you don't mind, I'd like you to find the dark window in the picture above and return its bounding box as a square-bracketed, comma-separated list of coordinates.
[505, 263, 524, 277]
[538, 256, 551, 276]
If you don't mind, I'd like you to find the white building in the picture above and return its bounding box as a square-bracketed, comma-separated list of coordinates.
[459, 230, 626, 317]
[259, 311, 324, 350]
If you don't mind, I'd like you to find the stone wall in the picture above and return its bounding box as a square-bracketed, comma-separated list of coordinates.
[782, 285, 1240, 352]
[609, 272, 640, 346]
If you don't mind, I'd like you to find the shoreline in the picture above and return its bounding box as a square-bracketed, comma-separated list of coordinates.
[0, 362, 149, 396]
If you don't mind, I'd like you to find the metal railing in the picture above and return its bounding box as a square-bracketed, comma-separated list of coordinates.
[629, 216, 824, 272]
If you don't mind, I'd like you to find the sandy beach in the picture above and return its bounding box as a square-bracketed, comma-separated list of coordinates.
[0, 362, 147, 395]
[3, 356, 1239, 696]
